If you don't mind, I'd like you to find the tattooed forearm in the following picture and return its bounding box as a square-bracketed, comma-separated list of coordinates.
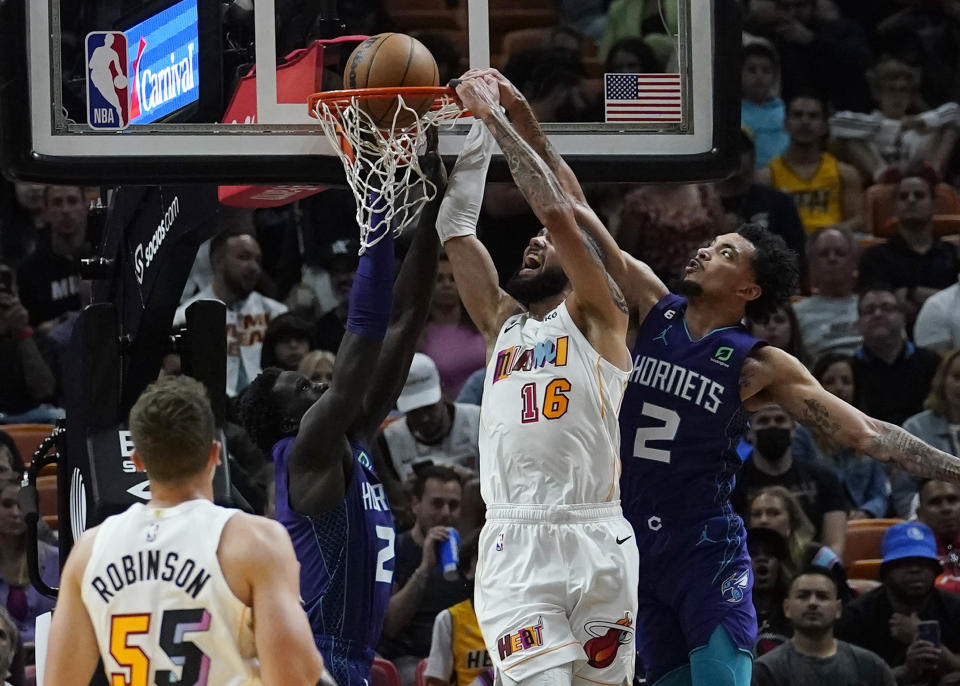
[482, 114, 568, 216]
[866, 421, 960, 482]
[799, 398, 843, 450]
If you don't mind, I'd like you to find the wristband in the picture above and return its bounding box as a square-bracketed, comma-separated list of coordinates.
[15, 327, 33, 340]
[345, 201, 395, 340]
[436, 120, 497, 244]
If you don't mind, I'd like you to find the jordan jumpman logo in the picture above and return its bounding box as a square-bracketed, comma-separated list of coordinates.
[653, 325, 671, 346]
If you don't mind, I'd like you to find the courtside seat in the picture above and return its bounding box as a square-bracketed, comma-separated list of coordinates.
[415, 658, 429, 686]
[842, 518, 903, 568]
[371, 658, 402, 686]
[37, 473, 58, 529]
[847, 558, 883, 581]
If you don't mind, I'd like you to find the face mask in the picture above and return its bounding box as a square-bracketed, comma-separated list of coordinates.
[754, 427, 792, 460]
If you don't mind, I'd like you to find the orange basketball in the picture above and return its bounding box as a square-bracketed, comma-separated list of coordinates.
[343, 33, 439, 130]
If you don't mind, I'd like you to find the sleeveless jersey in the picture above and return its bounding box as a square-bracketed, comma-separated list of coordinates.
[273, 437, 394, 686]
[620, 294, 764, 522]
[480, 301, 629, 505]
[81, 500, 260, 686]
[449, 600, 492, 686]
[768, 152, 844, 233]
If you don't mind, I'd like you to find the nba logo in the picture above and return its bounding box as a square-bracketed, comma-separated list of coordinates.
[85, 32, 130, 130]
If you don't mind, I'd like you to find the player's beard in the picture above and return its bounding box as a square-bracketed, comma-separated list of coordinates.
[674, 277, 704, 298]
[504, 265, 569, 307]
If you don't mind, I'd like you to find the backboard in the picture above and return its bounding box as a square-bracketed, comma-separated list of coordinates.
[0, 0, 740, 185]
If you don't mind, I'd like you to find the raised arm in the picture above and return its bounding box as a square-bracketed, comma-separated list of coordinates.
[455, 76, 630, 368]
[288, 218, 397, 503]
[460, 68, 667, 317]
[743, 346, 960, 483]
[436, 119, 521, 346]
[352, 133, 446, 441]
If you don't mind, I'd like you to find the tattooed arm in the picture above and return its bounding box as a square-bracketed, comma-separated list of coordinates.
[741, 346, 960, 482]
[454, 76, 630, 370]
[459, 67, 667, 319]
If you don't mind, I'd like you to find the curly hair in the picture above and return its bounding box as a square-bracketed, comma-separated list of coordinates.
[237, 367, 284, 453]
[738, 222, 799, 322]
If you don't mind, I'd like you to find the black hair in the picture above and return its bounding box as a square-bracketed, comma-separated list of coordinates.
[0, 431, 25, 475]
[857, 282, 899, 313]
[785, 90, 830, 118]
[209, 226, 256, 264]
[237, 367, 285, 453]
[789, 565, 839, 597]
[899, 162, 939, 196]
[412, 465, 462, 499]
[738, 223, 799, 321]
[260, 313, 314, 369]
[604, 36, 661, 73]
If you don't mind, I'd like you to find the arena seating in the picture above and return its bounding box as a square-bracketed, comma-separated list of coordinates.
[371, 658, 402, 686]
[842, 518, 903, 571]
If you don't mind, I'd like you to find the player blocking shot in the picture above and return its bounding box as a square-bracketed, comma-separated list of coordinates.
[238, 132, 448, 686]
[44, 376, 327, 686]
[460, 67, 960, 686]
[443, 74, 638, 686]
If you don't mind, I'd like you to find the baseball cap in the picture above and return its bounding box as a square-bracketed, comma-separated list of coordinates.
[397, 353, 442, 413]
[880, 522, 941, 570]
[322, 238, 361, 272]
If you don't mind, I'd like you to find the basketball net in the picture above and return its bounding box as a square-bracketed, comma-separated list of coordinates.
[310, 88, 466, 253]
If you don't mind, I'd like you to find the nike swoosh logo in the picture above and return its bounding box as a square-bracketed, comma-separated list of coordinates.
[616, 536, 632, 545]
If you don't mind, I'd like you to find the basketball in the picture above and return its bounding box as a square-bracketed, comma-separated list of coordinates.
[343, 33, 439, 130]
[114, 74, 128, 90]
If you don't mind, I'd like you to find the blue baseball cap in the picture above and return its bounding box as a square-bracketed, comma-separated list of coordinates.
[880, 522, 941, 570]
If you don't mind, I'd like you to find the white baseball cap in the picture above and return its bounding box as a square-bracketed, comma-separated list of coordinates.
[397, 353, 442, 413]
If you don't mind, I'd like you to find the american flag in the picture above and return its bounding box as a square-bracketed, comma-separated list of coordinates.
[604, 73, 683, 123]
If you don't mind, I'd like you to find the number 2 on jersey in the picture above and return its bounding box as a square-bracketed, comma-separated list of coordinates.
[520, 379, 571, 423]
[633, 402, 680, 463]
[109, 609, 211, 686]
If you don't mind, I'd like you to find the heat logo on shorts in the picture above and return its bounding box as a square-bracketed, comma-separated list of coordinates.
[583, 613, 633, 669]
[497, 618, 544, 660]
[721, 568, 750, 603]
[492, 337, 568, 383]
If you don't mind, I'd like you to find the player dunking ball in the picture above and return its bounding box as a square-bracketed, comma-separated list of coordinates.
[45, 376, 327, 686]
[238, 134, 447, 686]
[444, 75, 638, 686]
[462, 67, 960, 686]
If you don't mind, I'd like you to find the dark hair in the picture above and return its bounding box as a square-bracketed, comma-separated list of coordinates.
[209, 226, 256, 264]
[128, 376, 215, 482]
[811, 352, 859, 409]
[805, 225, 857, 260]
[746, 302, 808, 365]
[742, 41, 779, 68]
[857, 283, 899, 313]
[898, 162, 939, 196]
[261, 314, 313, 370]
[237, 367, 285, 453]
[0, 431, 24, 475]
[605, 36, 661, 73]
[738, 223, 799, 321]
[412, 465, 462, 499]
[785, 91, 830, 118]
[788, 565, 839, 597]
[42, 184, 84, 205]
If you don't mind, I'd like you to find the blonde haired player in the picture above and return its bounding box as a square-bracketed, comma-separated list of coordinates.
[44, 376, 327, 686]
[439, 74, 639, 686]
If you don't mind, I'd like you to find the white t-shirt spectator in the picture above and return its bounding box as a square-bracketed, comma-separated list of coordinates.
[914, 281, 960, 352]
[792, 295, 862, 360]
[174, 285, 287, 396]
[382, 403, 480, 481]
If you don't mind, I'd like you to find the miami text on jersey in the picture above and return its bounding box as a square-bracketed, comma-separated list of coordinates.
[492, 336, 569, 384]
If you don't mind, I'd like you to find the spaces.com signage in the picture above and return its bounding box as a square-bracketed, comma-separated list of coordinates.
[125, 0, 200, 124]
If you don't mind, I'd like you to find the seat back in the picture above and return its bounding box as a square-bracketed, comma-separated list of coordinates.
[415, 658, 429, 686]
[847, 558, 883, 580]
[371, 658, 402, 686]
[1, 423, 55, 468]
[865, 182, 960, 237]
[843, 518, 903, 567]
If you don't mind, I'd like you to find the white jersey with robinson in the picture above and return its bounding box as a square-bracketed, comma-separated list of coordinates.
[81, 499, 260, 686]
[480, 301, 629, 506]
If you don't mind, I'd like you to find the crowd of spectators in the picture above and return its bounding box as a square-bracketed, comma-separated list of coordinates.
[2, 0, 960, 684]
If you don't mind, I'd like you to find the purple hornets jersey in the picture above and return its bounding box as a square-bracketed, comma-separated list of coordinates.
[273, 437, 395, 686]
[620, 294, 764, 522]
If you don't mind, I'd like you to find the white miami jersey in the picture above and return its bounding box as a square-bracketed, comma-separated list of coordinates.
[480, 301, 629, 506]
[81, 499, 261, 686]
